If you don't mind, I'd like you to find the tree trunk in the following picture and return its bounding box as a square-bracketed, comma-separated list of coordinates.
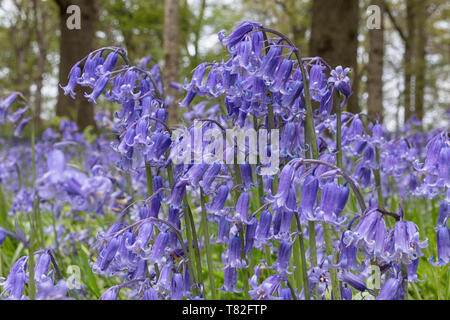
[414, 0, 426, 122]
[404, 0, 415, 123]
[309, 0, 360, 113]
[163, 0, 180, 126]
[367, 0, 384, 122]
[55, 0, 98, 130]
[32, 0, 48, 132]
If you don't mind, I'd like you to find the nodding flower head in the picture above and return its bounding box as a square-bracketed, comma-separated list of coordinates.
[220, 21, 262, 51]
[226, 235, 248, 268]
[207, 185, 229, 214]
[376, 276, 403, 300]
[384, 220, 428, 265]
[273, 241, 293, 273]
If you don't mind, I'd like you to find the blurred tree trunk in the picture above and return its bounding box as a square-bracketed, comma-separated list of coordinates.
[163, 0, 180, 126]
[404, 0, 415, 123]
[32, 0, 48, 132]
[55, 0, 98, 130]
[367, 0, 384, 122]
[309, 0, 360, 113]
[414, 0, 426, 122]
[8, 1, 33, 99]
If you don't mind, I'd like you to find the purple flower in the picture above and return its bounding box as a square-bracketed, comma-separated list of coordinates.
[376, 276, 402, 300]
[273, 241, 292, 273]
[220, 21, 262, 51]
[342, 272, 366, 292]
[60, 64, 81, 99]
[207, 185, 229, 214]
[328, 66, 351, 98]
[220, 267, 241, 293]
[226, 235, 247, 268]
[430, 225, 449, 266]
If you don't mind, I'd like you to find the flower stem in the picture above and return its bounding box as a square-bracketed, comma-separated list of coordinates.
[374, 147, 384, 208]
[294, 212, 310, 300]
[184, 197, 204, 291]
[200, 189, 217, 299]
[28, 106, 38, 300]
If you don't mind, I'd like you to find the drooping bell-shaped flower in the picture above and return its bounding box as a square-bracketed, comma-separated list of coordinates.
[171, 273, 184, 300]
[148, 231, 170, 264]
[232, 192, 250, 224]
[220, 21, 262, 51]
[245, 217, 258, 255]
[220, 267, 241, 293]
[273, 241, 292, 273]
[34, 251, 51, 283]
[84, 74, 110, 105]
[60, 64, 81, 99]
[255, 210, 272, 246]
[299, 175, 319, 216]
[207, 185, 229, 214]
[240, 163, 254, 190]
[226, 235, 247, 268]
[376, 276, 402, 300]
[430, 225, 449, 266]
[100, 286, 120, 300]
[342, 272, 367, 292]
[385, 220, 428, 264]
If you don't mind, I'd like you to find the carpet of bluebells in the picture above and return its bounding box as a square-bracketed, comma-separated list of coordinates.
[0, 21, 449, 300]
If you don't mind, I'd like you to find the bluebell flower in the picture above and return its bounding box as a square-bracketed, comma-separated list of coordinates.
[376, 276, 402, 300]
[328, 66, 351, 99]
[100, 285, 120, 300]
[220, 21, 262, 52]
[245, 217, 258, 255]
[226, 235, 247, 268]
[211, 214, 231, 245]
[309, 65, 327, 101]
[430, 225, 449, 266]
[220, 267, 241, 293]
[273, 241, 292, 273]
[171, 272, 184, 300]
[60, 64, 81, 99]
[148, 231, 170, 264]
[255, 210, 272, 247]
[84, 74, 110, 105]
[385, 220, 428, 264]
[240, 163, 254, 190]
[207, 185, 229, 214]
[342, 272, 367, 292]
[340, 284, 353, 300]
[249, 273, 285, 300]
[34, 251, 51, 283]
[0, 256, 28, 299]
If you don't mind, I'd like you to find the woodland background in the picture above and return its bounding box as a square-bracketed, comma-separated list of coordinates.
[0, 0, 448, 133]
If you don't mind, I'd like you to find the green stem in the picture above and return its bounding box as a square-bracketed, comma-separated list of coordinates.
[294, 213, 310, 300]
[184, 197, 204, 290]
[308, 221, 318, 267]
[374, 147, 384, 208]
[291, 220, 302, 291]
[145, 164, 153, 196]
[28, 106, 39, 300]
[200, 189, 217, 299]
[335, 92, 343, 178]
[322, 223, 340, 300]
